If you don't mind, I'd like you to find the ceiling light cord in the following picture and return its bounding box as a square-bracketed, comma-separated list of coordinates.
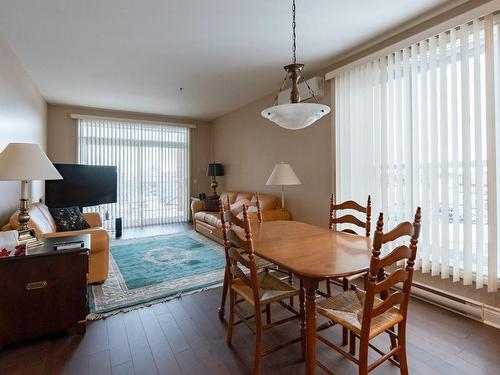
[292, 0, 297, 64]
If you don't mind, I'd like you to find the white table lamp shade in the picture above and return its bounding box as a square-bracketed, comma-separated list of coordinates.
[266, 162, 301, 186]
[0, 143, 62, 181]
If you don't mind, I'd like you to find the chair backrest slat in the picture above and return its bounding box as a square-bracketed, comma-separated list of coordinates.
[227, 246, 251, 268]
[373, 268, 409, 294]
[332, 200, 367, 213]
[226, 229, 248, 251]
[371, 291, 406, 317]
[378, 245, 412, 269]
[380, 222, 413, 245]
[329, 194, 371, 237]
[331, 214, 367, 229]
[224, 209, 244, 228]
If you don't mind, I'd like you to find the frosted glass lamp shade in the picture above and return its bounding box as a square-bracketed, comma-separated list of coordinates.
[266, 162, 301, 186]
[261, 103, 330, 130]
[0, 143, 62, 181]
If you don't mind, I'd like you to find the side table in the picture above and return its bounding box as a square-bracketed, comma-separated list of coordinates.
[0, 234, 90, 348]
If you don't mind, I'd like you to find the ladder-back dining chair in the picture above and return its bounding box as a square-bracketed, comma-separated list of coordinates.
[218, 194, 292, 318]
[222, 204, 304, 375]
[316, 208, 421, 375]
[218, 194, 273, 319]
[327, 194, 372, 293]
[326, 194, 372, 345]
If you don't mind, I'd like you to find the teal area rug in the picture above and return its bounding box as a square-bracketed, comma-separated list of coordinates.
[88, 231, 225, 319]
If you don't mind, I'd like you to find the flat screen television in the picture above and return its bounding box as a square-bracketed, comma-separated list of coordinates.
[45, 164, 117, 208]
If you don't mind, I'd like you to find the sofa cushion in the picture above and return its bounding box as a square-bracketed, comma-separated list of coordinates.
[49, 206, 91, 232]
[220, 191, 238, 206]
[251, 193, 278, 210]
[235, 192, 253, 202]
[194, 211, 222, 228]
[230, 198, 253, 211]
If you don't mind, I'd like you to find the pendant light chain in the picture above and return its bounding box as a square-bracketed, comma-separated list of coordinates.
[292, 0, 297, 64]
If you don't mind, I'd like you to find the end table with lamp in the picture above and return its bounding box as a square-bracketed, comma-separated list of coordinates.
[207, 162, 224, 198]
[0, 143, 63, 246]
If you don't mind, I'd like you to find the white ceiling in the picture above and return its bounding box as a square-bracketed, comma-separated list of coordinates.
[0, 0, 457, 120]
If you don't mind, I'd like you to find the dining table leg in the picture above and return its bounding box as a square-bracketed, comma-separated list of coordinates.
[303, 279, 319, 375]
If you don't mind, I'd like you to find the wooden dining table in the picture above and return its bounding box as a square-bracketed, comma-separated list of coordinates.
[250, 220, 373, 375]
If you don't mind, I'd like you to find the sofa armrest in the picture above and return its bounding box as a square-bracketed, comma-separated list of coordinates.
[1, 223, 13, 231]
[262, 209, 292, 221]
[83, 212, 102, 228]
[191, 200, 205, 215]
[41, 227, 109, 254]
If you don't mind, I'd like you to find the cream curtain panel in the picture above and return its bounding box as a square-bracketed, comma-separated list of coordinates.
[77, 118, 190, 229]
[334, 14, 500, 292]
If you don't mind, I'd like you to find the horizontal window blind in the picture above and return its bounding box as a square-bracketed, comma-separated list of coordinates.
[77, 118, 190, 229]
[334, 14, 500, 292]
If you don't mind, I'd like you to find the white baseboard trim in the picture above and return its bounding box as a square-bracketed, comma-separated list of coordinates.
[396, 281, 500, 329]
[483, 305, 500, 329]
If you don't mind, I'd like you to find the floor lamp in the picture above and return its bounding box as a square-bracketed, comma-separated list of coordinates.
[266, 162, 301, 210]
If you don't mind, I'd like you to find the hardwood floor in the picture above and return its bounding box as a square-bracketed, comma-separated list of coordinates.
[0, 286, 499, 375]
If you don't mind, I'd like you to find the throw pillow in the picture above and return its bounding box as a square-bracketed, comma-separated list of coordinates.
[49, 206, 90, 232]
[203, 198, 220, 212]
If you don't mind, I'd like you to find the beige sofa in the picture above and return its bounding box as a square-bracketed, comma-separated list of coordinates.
[191, 191, 291, 243]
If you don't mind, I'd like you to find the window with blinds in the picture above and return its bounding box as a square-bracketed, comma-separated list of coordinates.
[77, 118, 190, 229]
[334, 14, 500, 292]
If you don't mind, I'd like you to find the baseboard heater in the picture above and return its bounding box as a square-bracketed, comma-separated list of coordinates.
[396, 281, 500, 329]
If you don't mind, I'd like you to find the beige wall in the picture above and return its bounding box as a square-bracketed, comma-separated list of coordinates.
[211, 82, 332, 227]
[46, 104, 212, 196]
[0, 35, 47, 225]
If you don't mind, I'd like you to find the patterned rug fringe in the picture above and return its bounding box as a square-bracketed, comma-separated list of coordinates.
[87, 281, 222, 320]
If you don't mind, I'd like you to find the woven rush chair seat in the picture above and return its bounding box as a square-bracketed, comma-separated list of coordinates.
[317, 288, 403, 340]
[232, 271, 299, 305]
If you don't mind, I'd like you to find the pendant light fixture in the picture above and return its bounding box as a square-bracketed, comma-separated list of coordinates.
[261, 0, 330, 130]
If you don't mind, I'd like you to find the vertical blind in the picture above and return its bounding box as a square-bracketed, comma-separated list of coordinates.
[334, 14, 500, 292]
[77, 118, 190, 229]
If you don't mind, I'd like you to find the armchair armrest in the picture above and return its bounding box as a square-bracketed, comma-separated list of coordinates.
[83, 212, 102, 228]
[1, 223, 13, 231]
[262, 209, 292, 221]
[41, 227, 109, 254]
[191, 200, 205, 215]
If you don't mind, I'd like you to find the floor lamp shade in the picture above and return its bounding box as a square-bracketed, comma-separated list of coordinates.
[266, 162, 301, 209]
[266, 162, 301, 186]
